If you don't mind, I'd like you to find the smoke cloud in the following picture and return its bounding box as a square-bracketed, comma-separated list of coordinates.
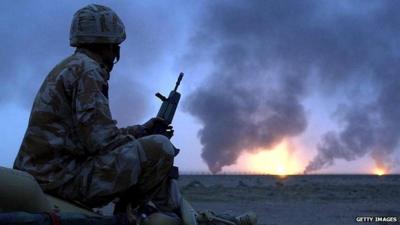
[184, 1, 400, 173]
[2, 1, 400, 173]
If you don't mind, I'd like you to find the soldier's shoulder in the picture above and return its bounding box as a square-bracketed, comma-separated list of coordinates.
[48, 52, 104, 85]
[62, 52, 102, 75]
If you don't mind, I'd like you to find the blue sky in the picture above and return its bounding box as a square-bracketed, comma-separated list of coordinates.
[1, 1, 400, 174]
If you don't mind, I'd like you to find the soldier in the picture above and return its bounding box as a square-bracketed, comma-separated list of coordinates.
[14, 3, 181, 220]
[13, 4, 256, 225]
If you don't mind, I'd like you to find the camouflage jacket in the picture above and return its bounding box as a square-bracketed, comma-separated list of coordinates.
[14, 49, 145, 191]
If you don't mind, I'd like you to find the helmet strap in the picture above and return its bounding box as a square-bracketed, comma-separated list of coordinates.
[113, 45, 120, 64]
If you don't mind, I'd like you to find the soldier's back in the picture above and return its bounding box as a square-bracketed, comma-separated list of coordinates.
[13, 51, 105, 190]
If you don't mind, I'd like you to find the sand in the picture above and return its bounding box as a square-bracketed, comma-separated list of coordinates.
[179, 175, 400, 225]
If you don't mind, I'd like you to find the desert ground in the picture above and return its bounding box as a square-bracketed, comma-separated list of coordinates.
[178, 175, 400, 225]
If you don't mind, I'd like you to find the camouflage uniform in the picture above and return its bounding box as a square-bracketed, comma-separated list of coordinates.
[13, 49, 181, 211]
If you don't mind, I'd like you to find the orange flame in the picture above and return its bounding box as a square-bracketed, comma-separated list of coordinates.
[373, 168, 386, 176]
[228, 139, 303, 176]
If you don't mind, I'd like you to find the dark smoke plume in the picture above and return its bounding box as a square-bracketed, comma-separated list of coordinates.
[184, 1, 400, 173]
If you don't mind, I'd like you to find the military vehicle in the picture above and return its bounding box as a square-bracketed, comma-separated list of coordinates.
[0, 165, 201, 225]
[0, 166, 256, 225]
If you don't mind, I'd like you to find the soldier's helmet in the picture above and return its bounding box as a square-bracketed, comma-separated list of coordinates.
[70, 4, 126, 47]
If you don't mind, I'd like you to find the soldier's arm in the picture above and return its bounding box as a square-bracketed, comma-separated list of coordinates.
[73, 68, 134, 154]
[120, 125, 148, 138]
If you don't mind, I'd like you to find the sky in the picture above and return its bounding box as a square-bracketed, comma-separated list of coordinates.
[1, 0, 400, 175]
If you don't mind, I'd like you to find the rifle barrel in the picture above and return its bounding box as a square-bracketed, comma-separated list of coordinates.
[174, 72, 184, 92]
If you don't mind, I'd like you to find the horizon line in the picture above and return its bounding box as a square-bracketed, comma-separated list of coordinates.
[179, 171, 400, 175]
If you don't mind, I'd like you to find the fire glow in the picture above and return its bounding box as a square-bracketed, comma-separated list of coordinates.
[373, 168, 387, 176]
[235, 139, 303, 176]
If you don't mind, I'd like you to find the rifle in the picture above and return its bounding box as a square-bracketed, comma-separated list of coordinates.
[153, 72, 184, 138]
[155, 72, 184, 179]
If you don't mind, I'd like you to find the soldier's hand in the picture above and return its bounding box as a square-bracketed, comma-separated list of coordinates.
[142, 117, 168, 133]
[165, 125, 174, 139]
